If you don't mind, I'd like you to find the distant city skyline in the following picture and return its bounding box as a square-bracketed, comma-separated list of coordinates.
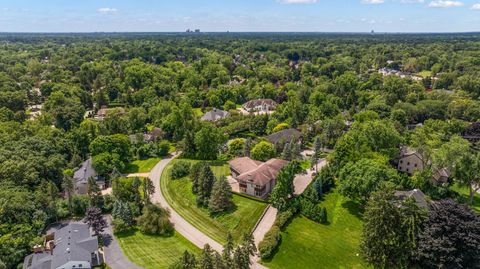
[0, 0, 479, 33]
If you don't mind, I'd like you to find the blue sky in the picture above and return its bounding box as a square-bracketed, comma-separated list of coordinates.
[0, 0, 479, 32]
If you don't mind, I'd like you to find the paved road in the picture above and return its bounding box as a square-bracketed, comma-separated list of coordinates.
[149, 153, 223, 252]
[293, 159, 327, 195]
[103, 216, 143, 269]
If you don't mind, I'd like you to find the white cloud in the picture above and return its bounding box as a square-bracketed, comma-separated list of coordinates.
[400, 0, 424, 3]
[278, 0, 318, 3]
[361, 0, 385, 4]
[97, 7, 118, 14]
[428, 0, 464, 7]
[472, 3, 480, 9]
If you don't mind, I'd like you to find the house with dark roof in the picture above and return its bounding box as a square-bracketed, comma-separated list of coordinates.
[23, 223, 102, 269]
[242, 99, 277, 113]
[267, 128, 302, 150]
[73, 159, 105, 195]
[201, 108, 230, 122]
[394, 189, 429, 209]
[228, 157, 288, 198]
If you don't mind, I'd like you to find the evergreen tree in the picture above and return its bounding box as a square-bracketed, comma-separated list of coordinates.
[199, 244, 215, 269]
[281, 142, 292, 161]
[197, 165, 215, 207]
[232, 246, 250, 269]
[170, 251, 197, 269]
[222, 233, 234, 268]
[112, 200, 134, 227]
[291, 141, 302, 161]
[320, 207, 328, 224]
[191, 162, 206, 194]
[242, 233, 257, 257]
[208, 176, 233, 213]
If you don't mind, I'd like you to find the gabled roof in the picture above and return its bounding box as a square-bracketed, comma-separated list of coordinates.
[228, 157, 263, 175]
[432, 167, 450, 184]
[23, 223, 98, 269]
[267, 128, 302, 145]
[201, 108, 230, 121]
[399, 146, 423, 161]
[73, 159, 97, 183]
[229, 157, 289, 186]
[394, 189, 428, 209]
[242, 99, 277, 110]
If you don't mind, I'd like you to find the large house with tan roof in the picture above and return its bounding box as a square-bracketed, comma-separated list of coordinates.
[228, 157, 288, 198]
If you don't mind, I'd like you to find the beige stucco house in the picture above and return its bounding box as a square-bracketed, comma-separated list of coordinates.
[398, 147, 424, 175]
[228, 157, 288, 198]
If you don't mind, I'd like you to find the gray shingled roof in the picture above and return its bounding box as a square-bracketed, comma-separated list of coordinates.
[23, 223, 98, 269]
[201, 108, 230, 121]
[394, 189, 428, 209]
[267, 128, 302, 145]
[73, 159, 97, 184]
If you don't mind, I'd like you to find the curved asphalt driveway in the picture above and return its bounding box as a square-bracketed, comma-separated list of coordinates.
[149, 153, 267, 269]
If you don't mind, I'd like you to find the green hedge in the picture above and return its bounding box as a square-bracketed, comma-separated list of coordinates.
[258, 225, 281, 260]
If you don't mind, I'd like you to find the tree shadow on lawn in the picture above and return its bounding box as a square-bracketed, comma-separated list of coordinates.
[123, 163, 140, 174]
[209, 203, 239, 218]
[114, 228, 175, 239]
[341, 200, 365, 220]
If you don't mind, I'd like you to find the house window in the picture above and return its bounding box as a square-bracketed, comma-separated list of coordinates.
[407, 162, 410, 166]
[414, 164, 418, 167]
[400, 160, 403, 164]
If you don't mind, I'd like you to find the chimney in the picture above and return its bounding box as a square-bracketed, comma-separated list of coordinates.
[213, 107, 217, 112]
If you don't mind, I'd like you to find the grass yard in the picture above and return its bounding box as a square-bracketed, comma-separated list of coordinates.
[123, 158, 162, 174]
[416, 70, 432, 78]
[116, 229, 200, 269]
[450, 183, 480, 213]
[263, 188, 368, 269]
[160, 159, 268, 244]
[193, 108, 204, 117]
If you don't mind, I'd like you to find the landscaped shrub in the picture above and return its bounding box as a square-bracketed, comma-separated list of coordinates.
[300, 198, 327, 224]
[258, 225, 281, 260]
[274, 208, 296, 230]
[156, 140, 170, 156]
[170, 161, 191, 179]
[137, 204, 173, 235]
[112, 218, 130, 233]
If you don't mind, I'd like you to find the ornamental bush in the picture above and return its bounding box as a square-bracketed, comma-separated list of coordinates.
[258, 225, 281, 260]
[170, 161, 191, 179]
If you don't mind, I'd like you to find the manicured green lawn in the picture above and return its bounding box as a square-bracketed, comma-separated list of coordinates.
[450, 183, 480, 213]
[123, 158, 162, 174]
[263, 189, 368, 269]
[116, 229, 200, 269]
[160, 159, 268, 244]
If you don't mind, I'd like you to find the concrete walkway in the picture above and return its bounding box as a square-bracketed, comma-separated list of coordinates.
[103, 216, 143, 269]
[252, 205, 278, 247]
[125, 172, 150, 178]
